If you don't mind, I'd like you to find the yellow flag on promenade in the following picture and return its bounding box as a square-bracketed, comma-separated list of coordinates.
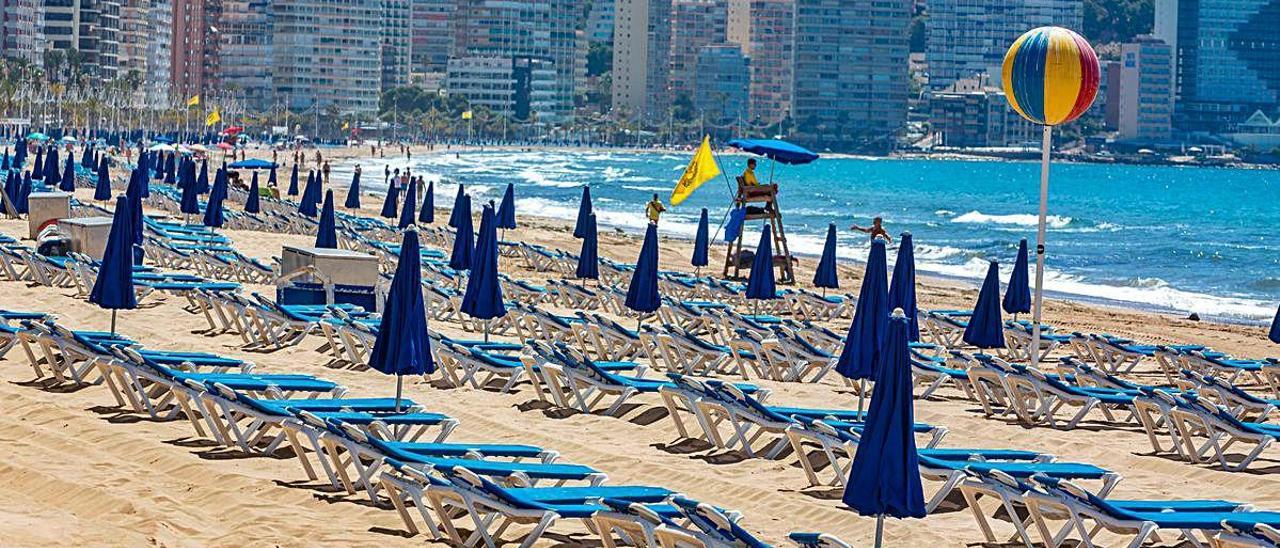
[187, 95, 200, 107]
[342, 121, 350, 130]
[670, 136, 720, 205]
[205, 110, 221, 126]
[461, 110, 473, 120]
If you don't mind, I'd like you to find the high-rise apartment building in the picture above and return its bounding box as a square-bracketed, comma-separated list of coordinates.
[669, 0, 728, 102]
[1155, 0, 1280, 133]
[446, 55, 558, 121]
[792, 0, 912, 141]
[586, 0, 615, 44]
[381, 0, 410, 90]
[217, 0, 272, 112]
[926, 0, 1083, 89]
[0, 0, 45, 64]
[409, 0, 455, 77]
[1118, 35, 1174, 141]
[613, 0, 672, 122]
[117, 0, 171, 101]
[693, 43, 749, 124]
[739, 0, 794, 124]
[271, 0, 382, 114]
[172, 0, 219, 100]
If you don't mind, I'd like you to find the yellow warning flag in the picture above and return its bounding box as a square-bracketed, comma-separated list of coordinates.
[670, 136, 720, 206]
[205, 109, 221, 126]
[461, 110, 473, 120]
[342, 121, 350, 130]
[187, 95, 200, 107]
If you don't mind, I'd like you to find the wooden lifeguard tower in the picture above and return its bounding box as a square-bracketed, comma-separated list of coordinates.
[722, 179, 796, 283]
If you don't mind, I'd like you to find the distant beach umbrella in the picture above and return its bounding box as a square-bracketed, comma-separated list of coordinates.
[448, 184, 466, 228]
[572, 186, 593, 238]
[461, 204, 507, 340]
[692, 208, 709, 272]
[245, 171, 261, 214]
[418, 179, 434, 224]
[399, 179, 417, 229]
[844, 308, 926, 547]
[963, 261, 1006, 349]
[367, 227, 435, 411]
[345, 168, 361, 209]
[165, 153, 176, 184]
[813, 223, 839, 293]
[1269, 305, 1280, 345]
[745, 224, 778, 307]
[268, 165, 278, 189]
[838, 237, 890, 413]
[59, 153, 75, 192]
[887, 232, 920, 341]
[1003, 239, 1032, 316]
[299, 171, 320, 217]
[89, 196, 138, 335]
[44, 147, 59, 186]
[195, 160, 209, 192]
[179, 165, 201, 219]
[17, 172, 31, 213]
[202, 167, 227, 228]
[93, 157, 112, 201]
[287, 163, 299, 196]
[31, 147, 43, 179]
[496, 182, 516, 231]
[625, 223, 661, 317]
[379, 179, 400, 219]
[449, 195, 474, 273]
[576, 213, 599, 281]
[315, 190, 337, 249]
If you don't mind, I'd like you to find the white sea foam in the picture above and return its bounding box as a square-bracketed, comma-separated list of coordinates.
[952, 210, 1073, 229]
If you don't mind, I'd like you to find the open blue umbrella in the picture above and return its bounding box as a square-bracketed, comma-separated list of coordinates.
[93, 157, 112, 200]
[367, 228, 435, 411]
[692, 208, 709, 273]
[379, 180, 401, 219]
[496, 182, 516, 232]
[726, 138, 820, 165]
[745, 224, 778, 311]
[419, 180, 434, 224]
[1003, 239, 1032, 317]
[576, 213, 599, 280]
[963, 261, 1006, 349]
[89, 196, 138, 334]
[572, 186, 592, 238]
[887, 232, 919, 341]
[202, 167, 227, 228]
[59, 153, 75, 192]
[844, 308, 926, 546]
[461, 204, 507, 340]
[624, 223, 661, 321]
[449, 195, 474, 275]
[1269, 305, 1280, 345]
[245, 172, 261, 213]
[837, 238, 890, 413]
[345, 168, 362, 209]
[813, 222, 839, 293]
[287, 163, 299, 196]
[316, 190, 337, 249]
[448, 184, 466, 228]
[399, 179, 417, 229]
[299, 171, 320, 217]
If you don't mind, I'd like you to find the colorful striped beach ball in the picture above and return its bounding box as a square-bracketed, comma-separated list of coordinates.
[1002, 27, 1100, 126]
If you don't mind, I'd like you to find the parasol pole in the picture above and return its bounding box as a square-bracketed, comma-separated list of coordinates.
[1030, 124, 1051, 370]
[394, 374, 403, 412]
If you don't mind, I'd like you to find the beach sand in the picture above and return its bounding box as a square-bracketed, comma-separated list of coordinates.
[1, 146, 1277, 546]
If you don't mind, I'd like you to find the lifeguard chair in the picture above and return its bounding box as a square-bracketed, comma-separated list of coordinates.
[719, 139, 819, 284]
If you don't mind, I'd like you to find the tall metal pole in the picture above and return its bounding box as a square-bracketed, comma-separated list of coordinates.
[1030, 124, 1052, 369]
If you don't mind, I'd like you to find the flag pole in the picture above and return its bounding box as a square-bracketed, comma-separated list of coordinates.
[1030, 124, 1051, 370]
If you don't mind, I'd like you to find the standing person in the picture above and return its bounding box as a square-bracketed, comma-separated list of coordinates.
[272, 149, 278, 164]
[391, 168, 400, 190]
[645, 194, 666, 225]
[850, 216, 893, 243]
[371, 144, 376, 156]
[384, 165, 391, 185]
[314, 149, 322, 168]
[322, 160, 331, 184]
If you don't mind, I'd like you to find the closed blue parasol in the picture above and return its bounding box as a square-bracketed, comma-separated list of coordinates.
[1269, 305, 1280, 344]
[299, 170, 320, 217]
[32, 148, 44, 179]
[745, 224, 777, 304]
[245, 172, 261, 213]
[449, 195, 474, 273]
[813, 223, 839, 292]
[576, 213, 599, 280]
[197, 160, 210, 194]
[496, 182, 516, 231]
[344, 168, 361, 209]
[202, 167, 227, 228]
[887, 232, 920, 341]
[315, 190, 338, 249]
[379, 180, 401, 219]
[17, 172, 31, 213]
[45, 147, 60, 187]
[179, 165, 202, 218]
[572, 186, 592, 238]
[1, 171, 12, 215]
[93, 157, 112, 201]
[448, 184, 466, 228]
[625, 223, 661, 315]
[844, 308, 927, 546]
[419, 179, 434, 223]
[461, 204, 507, 340]
[367, 228, 435, 410]
[59, 153, 75, 191]
[727, 138, 819, 165]
[268, 165, 278, 189]
[287, 163, 299, 196]
[692, 208, 710, 271]
[1003, 239, 1032, 316]
[89, 196, 138, 334]
[838, 238, 890, 381]
[963, 261, 1006, 349]
[399, 179, 417, 229]
[125, 165, 145, 266]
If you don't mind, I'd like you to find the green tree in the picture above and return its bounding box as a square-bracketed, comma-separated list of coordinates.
[587, 42, 612, 77]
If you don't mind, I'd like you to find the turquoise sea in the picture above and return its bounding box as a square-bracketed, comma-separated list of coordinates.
[334, 149, 1280, 321]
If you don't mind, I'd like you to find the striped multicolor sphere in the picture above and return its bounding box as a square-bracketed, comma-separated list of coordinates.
[1002, 27, 1100, 126]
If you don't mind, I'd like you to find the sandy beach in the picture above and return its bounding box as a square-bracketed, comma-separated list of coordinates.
[1, 145, 1277, 547]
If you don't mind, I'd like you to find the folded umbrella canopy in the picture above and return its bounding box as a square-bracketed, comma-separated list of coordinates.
[268, 165, 278, 189]
[367, 228, 435, 411]
[89, 196, 138, 335]
[32, 147, 44, 179]
[625, 223, 661, 316]
[745, 224, 778, 305]
[887, 232, 920, 341]
[125, 165, 145, 266]
[344, 168, 362, 209]
[1003, 239, 1032, 316]
[287, 163, 299, 196]
[93, 157, 112, 201]
[844, 309, 927, 547]
[449, 195, 474, 274]
[572, 186, 593, 238]
[1269, 305, 1280, 345]
[379, 179, 401, 219]
[837, 238, 890, 382]
[418, 179, 434, 224]
[194, 159, 208, 192]
[692, 208, 709, 272]
[44, 147, 60, 187]
[461, 204, 507, 341]
[299, 170, 320, 217]
[813, 223, 839, 292]
[59, 152, 75, 192]
[315, 190, 337, 249]
[576, 213, 599, 280]
[245, 171, 261, 213]
[1, 148, 8, 170]
[448, 184, 467, 228]
[399, 179, 418, 229]
[17, 172, 31, 213]
[202, 166, 227, 228]
[496, 182, 516, 231]
[963, 261, 1006, 349]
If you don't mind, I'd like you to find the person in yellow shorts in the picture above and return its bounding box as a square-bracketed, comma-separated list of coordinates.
[645, 194, 666, 225]
[741, 158, 759, 185]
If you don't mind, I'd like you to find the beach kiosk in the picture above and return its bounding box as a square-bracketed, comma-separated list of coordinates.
[721, 139, 818, 284]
